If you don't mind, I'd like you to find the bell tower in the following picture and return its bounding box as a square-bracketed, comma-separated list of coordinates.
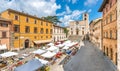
[83, 13, 89, 34]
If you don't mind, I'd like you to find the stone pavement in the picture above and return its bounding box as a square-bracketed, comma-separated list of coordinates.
[50, 55, 66, 71]
[64, 41, 117, 71]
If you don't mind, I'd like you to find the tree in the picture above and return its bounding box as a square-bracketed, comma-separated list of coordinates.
[64, 28, 69, 37]
[42, 16, 61, 24]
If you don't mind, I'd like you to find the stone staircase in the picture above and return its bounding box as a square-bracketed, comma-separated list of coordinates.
[68, 35, 83, 41]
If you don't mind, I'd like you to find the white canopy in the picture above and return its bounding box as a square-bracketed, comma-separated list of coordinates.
[63, 40, 71, 46]
[56, 44, 64, 48]
[32, 49, 46, 55]
[0, 51, 18, 57]
[0, 44, 7, 50]
[47, 43, 54, 46]
[47, 46, 58, 51]
[63, 46, 70, 50]
[41, 51, 56, 58]
[39, 59, 49, 65]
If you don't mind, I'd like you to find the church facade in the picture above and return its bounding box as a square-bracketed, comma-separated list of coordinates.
[68, 13, 89, 36]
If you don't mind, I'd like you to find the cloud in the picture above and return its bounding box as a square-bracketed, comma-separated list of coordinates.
[84, 0, 98, 6]
[72, 0, 77, 4]
[0, 0, 61, 17]
[59, 10, 86, 26]
[63, 0, 77, 4]
[88, 9, 92, 13]
[66, 5, 72, 14]
[57, 5, 71, 16]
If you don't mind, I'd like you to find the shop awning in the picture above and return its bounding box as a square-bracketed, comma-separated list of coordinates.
[0, 51, 18, 57]
[33, 39, 52, 44]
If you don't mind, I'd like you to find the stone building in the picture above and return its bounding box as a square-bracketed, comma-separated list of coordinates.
[53, 24, 66, 42]
[0, 17, 12, 51]
[117, 0, 120, 70]
[68, 13, 89, 37]
[99, 0, 117, 68]
[89, 18, 102, 49]
[0, 9, 53, 50]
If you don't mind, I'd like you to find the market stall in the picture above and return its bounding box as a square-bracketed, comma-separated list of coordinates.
[47, 46, 59, 53]
[14, 59, 43, 71]
[41, 51, 56, 59]
[32, 49, 46, 55]
[47, 43, 54, 46]
[0, 52, 18, 58]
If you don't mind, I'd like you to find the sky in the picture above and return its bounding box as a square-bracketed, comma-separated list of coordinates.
[0, 0, 103, 27]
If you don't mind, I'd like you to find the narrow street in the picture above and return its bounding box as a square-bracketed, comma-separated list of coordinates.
[64, 41, 117, 71]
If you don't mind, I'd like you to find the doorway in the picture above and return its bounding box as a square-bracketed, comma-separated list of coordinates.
[76, 29, 79, 35]
[25, 39, 29, 48]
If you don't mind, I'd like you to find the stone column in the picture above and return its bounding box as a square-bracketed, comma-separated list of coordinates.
[117, 0, 120, 70]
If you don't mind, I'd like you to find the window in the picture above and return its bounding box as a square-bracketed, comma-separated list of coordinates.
[50, 29, 52, 34]
[15, 37, 18, 39]
[46, 29, 48, 34]
[34, 20, 37, 24]
[110, 48, 113, 60]
[14, 25, 20, 33]
[46, 22, 48, 26]
[40, 28, 44, 34]
[116, 30, 117, 39]
[15, 15, 19, 20]
[34, 27, 37, 33]
[34, 36, 37, 39]
[26, 17, 29, 23]
[110, 30, 112, 39]
[41, 22, 43, 25]
[106, 32, 108, 38]
[2, 32, 6, 38]
[110, 14, 112, 22]
[82, 27, 84, 30]
[0, 23, 8, 27]
[25, 26, 30, 33]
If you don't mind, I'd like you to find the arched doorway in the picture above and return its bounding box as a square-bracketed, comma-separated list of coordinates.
[76, 29, 79, 35]
[25, 39, 29, 48]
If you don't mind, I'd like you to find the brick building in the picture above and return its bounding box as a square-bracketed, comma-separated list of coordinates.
[99, 0, 117, 67]
[89, 18, 102, 49]
[0, 17, 11, 51]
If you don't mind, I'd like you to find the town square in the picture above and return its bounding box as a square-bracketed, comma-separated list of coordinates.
[0, 0, 120, 71]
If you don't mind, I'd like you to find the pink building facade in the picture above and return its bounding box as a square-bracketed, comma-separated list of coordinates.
[0, 17, 11, 51]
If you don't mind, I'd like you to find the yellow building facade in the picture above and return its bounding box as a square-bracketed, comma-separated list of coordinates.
[0, 9, 53, 50]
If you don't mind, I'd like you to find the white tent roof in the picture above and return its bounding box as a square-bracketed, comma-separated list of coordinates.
[63, 46, 70, 50]
[47, 46, 58, 51]
[0, 44, 7, 50]
[41, 51, 56, 58]
[0, 52, 18, 57]
[32, 49, 46, 55]
[47, 43, 54, 46]
[39, 59, 49, 65]
[56, 44, 64, 47]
